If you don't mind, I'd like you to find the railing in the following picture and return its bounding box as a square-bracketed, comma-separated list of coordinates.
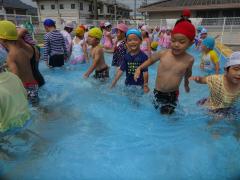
[0, 13, 240, 46]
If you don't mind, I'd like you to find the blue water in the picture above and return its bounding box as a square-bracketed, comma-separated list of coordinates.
[0, 48, 240, 179]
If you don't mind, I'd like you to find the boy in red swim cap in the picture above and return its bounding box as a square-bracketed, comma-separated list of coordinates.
[134, 21, 195, 114]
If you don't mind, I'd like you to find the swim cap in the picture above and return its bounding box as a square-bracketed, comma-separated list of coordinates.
[79, 25, 86, 31]
[172, 21, 195, 41]
[225, 51, 240, 68]
[182, 8, 191, 17]
[197, 25, 203, 31]
[202, 36, 215, 49]
[88, 27, 103, 40]
[151, 41, 158, 50]
[141, 25, 150, 34]
[201, 28, 207, 34]
[104, 22, 111, 28]
[43, 19, 55, 26]
[65, 21, 74, 29]
[126, 28, 142, 40]
[0, 20, 18, 40]
[75, 27, 84, 37]
[116, 23, 128, 33]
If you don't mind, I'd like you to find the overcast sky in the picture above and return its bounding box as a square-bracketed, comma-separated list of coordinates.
[20, 0, 37, 7]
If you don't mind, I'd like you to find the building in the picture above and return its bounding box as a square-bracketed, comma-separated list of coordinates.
[138, 0, 240, 19]
[34, 0, 131, 25]
[0, 0, 37, 15]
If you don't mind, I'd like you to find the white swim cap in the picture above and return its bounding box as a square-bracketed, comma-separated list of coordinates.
[225, 51, 240, 68]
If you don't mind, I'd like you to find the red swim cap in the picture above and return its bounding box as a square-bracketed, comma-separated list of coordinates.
[172, 21, 196, 41]
[182, 8, 191, 17]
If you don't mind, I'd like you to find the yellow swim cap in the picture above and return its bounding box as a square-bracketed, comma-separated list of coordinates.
[151, 41, 158, 50]
[75, 27, 84, 37]
[0, 20, 18, 40]
[88, 27, 102, 40]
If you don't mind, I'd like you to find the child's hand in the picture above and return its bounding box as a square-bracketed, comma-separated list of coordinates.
[189, 76, 201, 82]
[143, 85, 150, 93]
[83, 73, 89, 79]
[134, 68, 141, 81]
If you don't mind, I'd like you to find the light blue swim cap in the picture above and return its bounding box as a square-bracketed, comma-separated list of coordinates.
[202, 36, 215, 50]
[201, 28, 207, 34]
[126, 28, 142, 40]
[197, 25, 203, 31]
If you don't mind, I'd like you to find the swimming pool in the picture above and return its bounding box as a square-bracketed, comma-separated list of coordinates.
[0, 47, 240, 179]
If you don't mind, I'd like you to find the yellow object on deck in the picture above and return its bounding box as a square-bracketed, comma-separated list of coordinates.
[216, 41, 233, 58]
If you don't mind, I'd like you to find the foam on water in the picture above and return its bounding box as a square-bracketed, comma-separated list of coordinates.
[0, 48, 240, 179]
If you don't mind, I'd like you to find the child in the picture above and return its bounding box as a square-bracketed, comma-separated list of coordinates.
[0, 20, 39, 104]
[103, 22, 113, 50]
[112, 23, 128, 67]
[43, 19, 67, 67]
[134, 21, 195, 114]
[140, 25, 151, 57]
[0, 55, 30, 136]
[111, 29, 150, 93]
[61, 21, 74, 57]
[189, 51, 240, 110]
[84, 27, 109, 80]
[200, 36, 219, 74]
[162, 27, 171, 49]
[70, 27, 88, 64]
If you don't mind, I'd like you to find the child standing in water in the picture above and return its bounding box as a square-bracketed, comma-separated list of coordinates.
[140, 25, 151, 57]
[84, 27, 109, 80]
[112, 23, 128, 67]
[43, 19, 67, 68]
[111, 29, 150, 93]
[200, 36, 219, 74]
[70, 27, 88, 64]
[0, 20, 39, 104]
[189, 51, 240, 110]
[103, 22, 113, 50]
[0, 46, 30, 135]
[134, 21, 195, 114]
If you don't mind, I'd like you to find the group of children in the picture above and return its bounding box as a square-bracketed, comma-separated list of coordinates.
[0, 16, 239, 136]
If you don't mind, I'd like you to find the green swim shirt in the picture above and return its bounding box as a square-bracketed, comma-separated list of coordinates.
[0, 71, 30, 133]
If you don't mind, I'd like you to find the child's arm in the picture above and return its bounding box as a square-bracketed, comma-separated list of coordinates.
[17, 27, 27, 38]
[134, 51, 162, 81]
[82, 42, 89, 62]
[184, 59, 194, 93]
[210, 51, 219, 74]
[143, 71, 150, 93]
[7, 54, 19, 76]
[189, 76, 207, 84]
[84, 48, 101, 78]
[111, 69, 123, 88]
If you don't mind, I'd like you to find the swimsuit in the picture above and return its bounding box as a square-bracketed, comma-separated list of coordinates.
[153, 89, 179, 114]
[23, 81, 39, 104]
[94, 66, 109, 79]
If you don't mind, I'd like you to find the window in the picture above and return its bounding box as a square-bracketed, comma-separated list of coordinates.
[59, 4, 64, 9]
[79, 2, 83, 10]
[51, 5, 55, 9]
[41, 5, 44, 10]
[89, 4, 92, 12]
[71, 4, 75, 9]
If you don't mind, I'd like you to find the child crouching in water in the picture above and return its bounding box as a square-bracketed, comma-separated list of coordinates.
[111, 29, 150, 93]
[70, 27, 88, 64]
[84, 27, 109, 80]
[189, 51, 240, 111]
[134, 21, 195, 114]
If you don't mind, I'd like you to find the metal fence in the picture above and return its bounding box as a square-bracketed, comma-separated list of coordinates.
[0, 13, 240, 45]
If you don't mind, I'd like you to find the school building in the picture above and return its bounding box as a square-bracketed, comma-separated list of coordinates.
[138, 0, 240, 19]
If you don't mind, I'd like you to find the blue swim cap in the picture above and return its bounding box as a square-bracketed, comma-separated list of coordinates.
[202, 36, 215, 49]
[43, 19, 55, 26]
[126, 28, 142, 40]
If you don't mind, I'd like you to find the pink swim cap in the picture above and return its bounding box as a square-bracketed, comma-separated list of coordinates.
[116, 23, 128, 33]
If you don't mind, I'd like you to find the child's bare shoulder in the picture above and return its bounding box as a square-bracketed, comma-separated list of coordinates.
[184, 52, 194, 63]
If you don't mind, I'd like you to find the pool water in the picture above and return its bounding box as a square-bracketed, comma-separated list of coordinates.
[0, 47, 240, 179]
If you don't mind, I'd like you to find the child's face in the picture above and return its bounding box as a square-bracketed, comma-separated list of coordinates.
[201, 45, 209, 53]
[201, 33, 207, 39]
[87, 35, 99, 46]
[105, 26, 111, 32]
[126, 34, 141, 53]
[117, 29, 125, 40]
[170, 33, 192, 55]
[226, 65, 240, 84]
